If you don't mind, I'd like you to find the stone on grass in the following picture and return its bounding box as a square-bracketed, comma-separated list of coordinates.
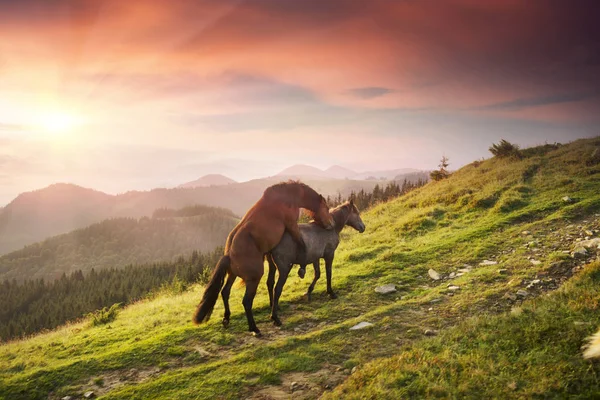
[375, 284, 397, 294]
[447, 285, 460, 291]
[579, 238, 600, 249]
[562, 196, 572, 203]
[83, 392, 96, 399]
[424, 329, 438, 336]
[516, 289, 529, 298]
[350, 322, 373, 331]
[479, 260, 498, 266]
[572, 247, 588, 258]
[498, 269, 508, 274]
[61, 397, 73, 400]
[530, 259, 542, 266]
[428, 269, 441, 281]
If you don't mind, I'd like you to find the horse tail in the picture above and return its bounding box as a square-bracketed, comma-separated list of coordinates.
[193, 255, 230, 324]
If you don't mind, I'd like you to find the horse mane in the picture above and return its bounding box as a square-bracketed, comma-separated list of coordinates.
[330, 201, 352, 229]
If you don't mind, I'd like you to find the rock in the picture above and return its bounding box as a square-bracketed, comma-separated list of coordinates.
[428, 269, 441, 281]
[498, 269, 508, 274]
[516, 289, 528, 298]
[572, 247, 588, 258]
[351, 366, 358, 374]
[424, 329, 438, 336]
[562, 196, 572, 203]
[585, 230, 594, 237]
[579, 238, 600, 248]
[479, 260, 498, 266]
[349, 322, 373, 331]
[375, 284, 397, 294]
[530, 260, 542, 266]
[448, 272, 457, 279]
[83, 392, 96, 399]
[447, 285, 460, 291]
[521, 230, 531, 235]
[430, 298, 443, 304]
[61, 397, 73, 400]
[291, 382, 299, 392]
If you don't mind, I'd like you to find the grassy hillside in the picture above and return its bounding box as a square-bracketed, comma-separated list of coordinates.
[0, 205, 238, 282]
[1, 138, 600, 399]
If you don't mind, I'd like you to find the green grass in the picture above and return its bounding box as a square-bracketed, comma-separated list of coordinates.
[1, 137, 600, 399]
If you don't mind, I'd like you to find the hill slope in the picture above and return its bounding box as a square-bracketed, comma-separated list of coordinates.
[1, 138, 600, 399]
[0, 205, 238, 282]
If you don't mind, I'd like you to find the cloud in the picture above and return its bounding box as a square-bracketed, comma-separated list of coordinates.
[478, 92, 600, 111]
[347, 87, 394, 100]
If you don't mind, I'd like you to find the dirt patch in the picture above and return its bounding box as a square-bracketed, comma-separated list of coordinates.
[245, 366, 349, 400]
[49, 366, 162, 399]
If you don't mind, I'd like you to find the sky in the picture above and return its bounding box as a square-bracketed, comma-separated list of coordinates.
[1, 0, 599, 205]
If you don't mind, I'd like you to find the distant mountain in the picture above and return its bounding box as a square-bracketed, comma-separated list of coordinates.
[0, 205, 238, 282]
[0, 177, 390, 255]
[325, 165, 357, 179]
[178, 174, 237, 189]
[353, 168, 422, 180]
[0, 184, 115, 255]
[276, 164, 423, 181]
[276, 164, 330, 179]
[393, 170, 431, 184]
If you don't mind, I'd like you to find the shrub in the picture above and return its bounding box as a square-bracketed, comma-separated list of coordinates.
[489, 139, 522, 159]
[88, 303, 121, 326]
[430, 156, 451, 181]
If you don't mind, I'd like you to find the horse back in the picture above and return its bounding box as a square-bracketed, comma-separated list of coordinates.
[228, 196, 297, 254]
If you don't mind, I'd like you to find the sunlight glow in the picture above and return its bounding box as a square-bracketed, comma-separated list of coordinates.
[35, 111, 83, 135]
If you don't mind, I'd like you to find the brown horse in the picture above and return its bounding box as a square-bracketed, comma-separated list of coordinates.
[193, 181, 335, 336]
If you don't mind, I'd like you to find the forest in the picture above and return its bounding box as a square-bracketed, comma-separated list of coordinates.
[0, 247, 223, 341]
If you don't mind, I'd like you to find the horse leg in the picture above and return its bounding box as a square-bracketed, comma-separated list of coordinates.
[270, 266, 291, 327]
[221, 274, 236, 328]
[266, 254, 276, 309]
[325, 255, 337, 299]
[305, 261, 321, 302]
[242, 278, 262, 336]
[283, 220, 308, 277]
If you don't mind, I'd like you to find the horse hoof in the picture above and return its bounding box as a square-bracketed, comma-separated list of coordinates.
[303, 292, 312, 302]
[251, 330, 262, 338]
[222, 318, 230, 328]
[271, 316, 282, 327]
[298, 269, 306, 279]
[328, 292, 338, 300]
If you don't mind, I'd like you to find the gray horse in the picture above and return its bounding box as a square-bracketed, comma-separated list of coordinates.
[266, 200, 366, 326]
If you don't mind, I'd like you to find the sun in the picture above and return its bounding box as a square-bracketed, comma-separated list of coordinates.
[34, 111, 83, 135]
